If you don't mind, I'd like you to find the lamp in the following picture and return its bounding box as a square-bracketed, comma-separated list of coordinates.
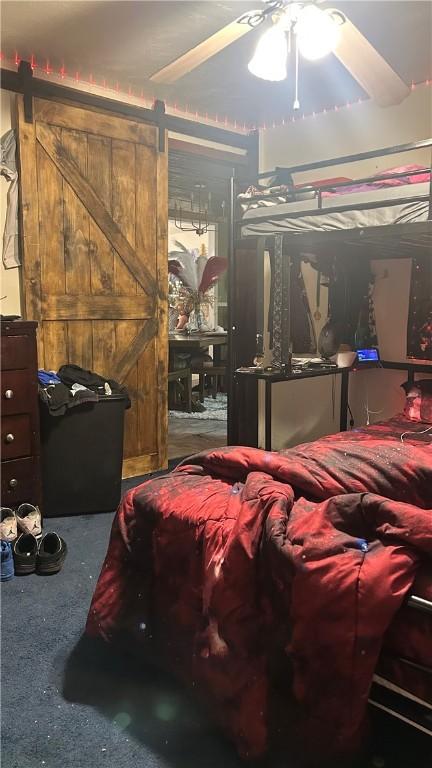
[174, 184, 221, 237]
[295, 5, 341, 61]
[248, 23, 288, 81]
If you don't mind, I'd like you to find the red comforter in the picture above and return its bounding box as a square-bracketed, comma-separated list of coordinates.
[87, 416, 432, 760]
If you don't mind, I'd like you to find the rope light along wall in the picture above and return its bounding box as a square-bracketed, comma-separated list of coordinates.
[0, 52, 251, 134]
[1, 51, 431, 133]
[259, 78, 432, 131]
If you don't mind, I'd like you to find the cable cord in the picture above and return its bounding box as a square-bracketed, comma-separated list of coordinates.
[401, 425, 432, 443]
[365, 386, 384, 426]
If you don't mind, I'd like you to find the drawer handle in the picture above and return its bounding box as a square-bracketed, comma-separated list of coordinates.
[4, 389, 14, 399]
[5, 433, 15, 443]
[9, 478, 18, 488]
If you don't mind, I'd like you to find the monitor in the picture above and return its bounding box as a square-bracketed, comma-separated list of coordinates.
[356, 348, 380, 363]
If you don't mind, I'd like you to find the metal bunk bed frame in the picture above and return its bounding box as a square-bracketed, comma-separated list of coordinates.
[226, 138, 432, 737]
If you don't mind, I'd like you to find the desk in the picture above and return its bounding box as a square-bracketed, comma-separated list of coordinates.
[234, 360, 432, 451]
[169, 333, 228, 365]
[235, 366, 350, 451]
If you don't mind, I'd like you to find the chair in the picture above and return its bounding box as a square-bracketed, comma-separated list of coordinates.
[168, 368, 192, 413]
[190, 363, 227, 402]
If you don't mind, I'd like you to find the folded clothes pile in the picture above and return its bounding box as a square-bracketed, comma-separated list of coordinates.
[38, 363, 130, 416]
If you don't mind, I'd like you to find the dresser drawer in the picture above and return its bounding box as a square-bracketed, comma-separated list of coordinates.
[1, 414, 32, 459]
[1, 370, 33, 415]
[1, 456, 38, 506]
[1, 334, 32, 371]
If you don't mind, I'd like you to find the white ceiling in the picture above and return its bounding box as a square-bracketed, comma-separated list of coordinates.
[1, 1, 431, 124]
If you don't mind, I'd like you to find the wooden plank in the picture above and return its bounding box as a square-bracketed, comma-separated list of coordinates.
[36, 123, 68, 365]
[61, 127, 92, 369]
[135, 144, 157, 285]
[155, 134, 169, 469]
[37, 127, 65, 296]
[15, 96, 44, 363]
[43, 294, 153, 320]
[135, 142, 158, 455]
[112, 139, 137, 295]
[137, 337, 158, 456]
[112, 317, 158, 383]
[35, 122, 158, 298]
[62, 129, 90, 295]
[122, 453, 162, 480]
[92, 320, 116, 376]
[87, 133, 116, 384]
[34, 98, 158, 146]
[87, 134, 114, 295]
[111, 138, 139, 460]
[42, 321, 69, 371]
[115, 320, 140, 460]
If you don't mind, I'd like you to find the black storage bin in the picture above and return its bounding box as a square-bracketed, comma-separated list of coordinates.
[40, 395, 126, 517]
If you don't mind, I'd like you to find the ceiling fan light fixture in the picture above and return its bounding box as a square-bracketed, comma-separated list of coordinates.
[248, 23, 288, 81]
[296, 6, 341, 61]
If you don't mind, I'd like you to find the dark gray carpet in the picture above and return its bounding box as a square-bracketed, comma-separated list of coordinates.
[1, 462, 431, 768]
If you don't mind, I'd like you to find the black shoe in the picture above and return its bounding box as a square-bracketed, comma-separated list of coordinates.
[37, 532, 67, 575]
[13, 533, 38, 575]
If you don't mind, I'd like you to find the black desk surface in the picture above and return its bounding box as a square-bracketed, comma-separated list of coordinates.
[235, 359, 432, 383]
[235, 366, 348, 383]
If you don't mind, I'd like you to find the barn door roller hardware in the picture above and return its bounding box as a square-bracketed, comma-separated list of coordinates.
[18, 60, 34, 123]
[153, 99, 166, 153]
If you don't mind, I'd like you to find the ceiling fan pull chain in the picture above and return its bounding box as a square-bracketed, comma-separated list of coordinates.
[293, 32, 300, 110]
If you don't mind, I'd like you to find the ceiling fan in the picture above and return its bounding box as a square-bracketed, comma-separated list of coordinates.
[150, 1, 410, 109]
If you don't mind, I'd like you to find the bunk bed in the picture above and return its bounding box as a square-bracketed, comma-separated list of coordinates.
[228, 139, 432, 742]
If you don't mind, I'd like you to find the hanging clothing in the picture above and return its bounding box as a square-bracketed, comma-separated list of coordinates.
[313, 255, 377, 351]
[268, 243, 316, 362]
[407, 256, 432, 360]
[0, 129, 20, 269]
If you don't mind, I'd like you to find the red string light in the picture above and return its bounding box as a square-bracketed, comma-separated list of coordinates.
[2, 51, 431, 134]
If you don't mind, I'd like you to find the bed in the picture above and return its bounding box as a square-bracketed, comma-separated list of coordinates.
[240, 178, 430, 236]
[86, 411, 432, 762]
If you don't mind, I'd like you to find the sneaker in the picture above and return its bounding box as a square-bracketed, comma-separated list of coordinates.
[13, 533, 38, 575]
[37, 533, 67, 575]
[16, 504, 42, 539]
[1, 541, 14, 581]
[0, 508, 17, 542]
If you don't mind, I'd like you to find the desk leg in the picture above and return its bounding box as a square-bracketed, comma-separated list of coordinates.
[213, 344, 222, 365]
[265, 380, 272, 451]
[231, 375, 259, 447]
[340, 371, 349, 432]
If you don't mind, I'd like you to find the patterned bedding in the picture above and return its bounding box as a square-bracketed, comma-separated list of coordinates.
[86, 415, 432, 761]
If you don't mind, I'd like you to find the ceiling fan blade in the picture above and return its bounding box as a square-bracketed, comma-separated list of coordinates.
[150, 16, 256, 84]
[332, 13, 410, 107]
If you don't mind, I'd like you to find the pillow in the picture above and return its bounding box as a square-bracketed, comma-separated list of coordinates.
[401, 379, 432, 423]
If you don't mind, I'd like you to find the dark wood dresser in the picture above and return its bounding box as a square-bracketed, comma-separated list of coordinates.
[1, 321, 42, 509]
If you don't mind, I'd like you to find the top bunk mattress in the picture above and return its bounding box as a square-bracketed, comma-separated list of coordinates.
[240, 181, 431, 236]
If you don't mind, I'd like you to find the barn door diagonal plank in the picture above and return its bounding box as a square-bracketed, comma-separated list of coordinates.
[35, 122, 158, 299]
[112, 317, 158, 383]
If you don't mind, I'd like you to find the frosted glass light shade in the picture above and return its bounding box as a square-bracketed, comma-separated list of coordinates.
[248, 25, 288, 81]
[296, 6, 340, 61]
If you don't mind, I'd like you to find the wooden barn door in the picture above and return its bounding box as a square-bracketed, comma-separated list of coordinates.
[17, 95, 168, 477]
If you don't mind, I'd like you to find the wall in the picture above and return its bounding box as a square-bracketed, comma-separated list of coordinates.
[259, 85, 432, 449]
[0, 89, 21, 315]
